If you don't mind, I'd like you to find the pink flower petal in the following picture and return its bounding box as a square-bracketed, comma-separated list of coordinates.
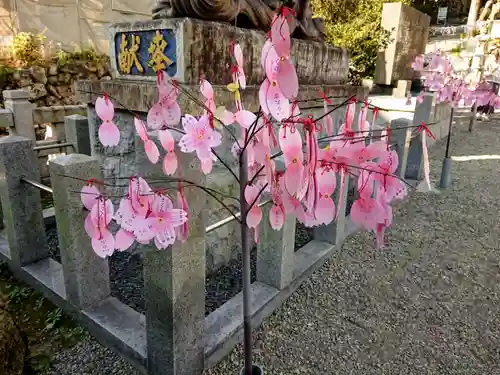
[261, 39, 273, 70]
[314, 196, 335, 225]
[163, 101, 181, 126]
[91, 229, 115, 258]
[147, 102, 164, 130]
[271, 14, 291, 58]
[259, 79, 271, 115]
[84, 212, 97, 237]
[152, 194, 174, 215]
[200, 79, 214, 100]
[266, 81, 290, 122]
[317, 169, 337, 195]
[145, 139, 160, 164]
[269, 204, 284, 230]
[284, 163, 303, 197]
[235, 110, 257, 128]
[115, 229, 135, 251]
[158, 129, 175, 152]
[163, 152, 178, 175]
[81, 185, 100, 210]
[90, 198, 114, 228]
[133, 218, 156, 244]
[201, 158, 213, 174]
[247, 206, 262, 229]
[98, 121, 120, 147]
[276, 58, 298, 99]
[237, 67, 247, 91]
[134, 117, 148, 142]
[95, 97, 114, 122]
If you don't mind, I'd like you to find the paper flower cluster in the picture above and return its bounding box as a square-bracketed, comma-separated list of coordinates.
[412, 50, 500, 107]
[84, 11, 410, 257]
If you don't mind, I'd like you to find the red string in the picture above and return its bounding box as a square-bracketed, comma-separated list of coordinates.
[104, 92, 109, 104]
[317, 89, 332, 105]
[157, 71, 163, 84]
[373, 107, 379, 122]
[229, 40, 235, 56]
[416, 122, 436, 139]
[386, 124, 391, 151]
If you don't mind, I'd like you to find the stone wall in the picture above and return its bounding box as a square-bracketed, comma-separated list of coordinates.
[1, 58, 112, 108]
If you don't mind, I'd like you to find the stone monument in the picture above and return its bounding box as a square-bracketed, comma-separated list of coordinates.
[374, 2, 430, 96]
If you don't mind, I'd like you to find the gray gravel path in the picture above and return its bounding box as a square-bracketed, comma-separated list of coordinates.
[44, 116, 500, 375]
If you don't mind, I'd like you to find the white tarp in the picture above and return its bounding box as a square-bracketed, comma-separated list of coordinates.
[0, 0, 156, 53]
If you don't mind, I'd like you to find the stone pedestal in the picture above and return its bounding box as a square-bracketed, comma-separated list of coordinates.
[375, 2, 430, 86]
[108, 18, 349, 85]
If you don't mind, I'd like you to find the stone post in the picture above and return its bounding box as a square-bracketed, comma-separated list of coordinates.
[3, 90, 36, 141]
[313, 174, 350, 246]
[390, 118, 413, 179]
[65, 114, 91, 155]
[405, 92, 434, 180]
[137, 132, 206, 375]
[49, 154, 111, 309]
[0, 136, 48, 267]
[257, 205, 295, 289]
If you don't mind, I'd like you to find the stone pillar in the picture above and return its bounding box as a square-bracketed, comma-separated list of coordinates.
[313, 174, 350, 246]
[405, 93, 434, 180]
[390, 118, 413, 179]
[0, 136, 48, 267]
[257, 205, 295, 290]
[49, 154, 111, 309]
[65, 114, 91, 155]
[137, 132, 206, 375]
[468, 0, 481, 29]
[3, 90, 36, 141]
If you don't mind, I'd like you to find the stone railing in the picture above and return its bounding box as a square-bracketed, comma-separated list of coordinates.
[0, 92, 452, 375]
[0, 89, 88, 179]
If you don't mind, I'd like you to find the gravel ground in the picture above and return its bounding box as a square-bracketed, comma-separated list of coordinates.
[44, 115, 500, 375]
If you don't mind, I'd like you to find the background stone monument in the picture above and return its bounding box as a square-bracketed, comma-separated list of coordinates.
[374, 2, 430, 96]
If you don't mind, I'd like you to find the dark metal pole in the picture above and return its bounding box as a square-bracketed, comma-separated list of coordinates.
[469, 102, 477, 132]
[440, 107, 455, 188]
[239, 147, 253, 375]
[445, 107, 455, 158]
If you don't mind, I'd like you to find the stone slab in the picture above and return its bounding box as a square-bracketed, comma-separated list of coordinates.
[83, 297, 147, 371]
[375, 2, 430, 85]
[108, 18, 349, 85]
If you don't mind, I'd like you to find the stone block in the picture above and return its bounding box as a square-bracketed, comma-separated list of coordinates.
[3, 90, 36, 141]
[392, 80, 412, 98]
[375, 3, 430, 85]
[406, 92, 434, 180]
[108, 18, 349, 85]
[257, 205, 295, 290]
[0, 136, 48, 267]
[65, 114, 91, 155]
[49, 154, 111, 309]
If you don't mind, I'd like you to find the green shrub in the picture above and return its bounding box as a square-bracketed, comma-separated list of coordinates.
[312, 0, 409, 83]
[10, 30, 46, 67]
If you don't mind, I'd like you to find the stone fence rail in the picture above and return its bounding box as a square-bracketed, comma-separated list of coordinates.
[0, 90, 88, 179]
[0, 92, 452, 375]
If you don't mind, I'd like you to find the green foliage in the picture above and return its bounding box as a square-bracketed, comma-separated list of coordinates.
[10, 30, 46, 67]
[5, 284, 33, 303]
[312, 0, 409, 83]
